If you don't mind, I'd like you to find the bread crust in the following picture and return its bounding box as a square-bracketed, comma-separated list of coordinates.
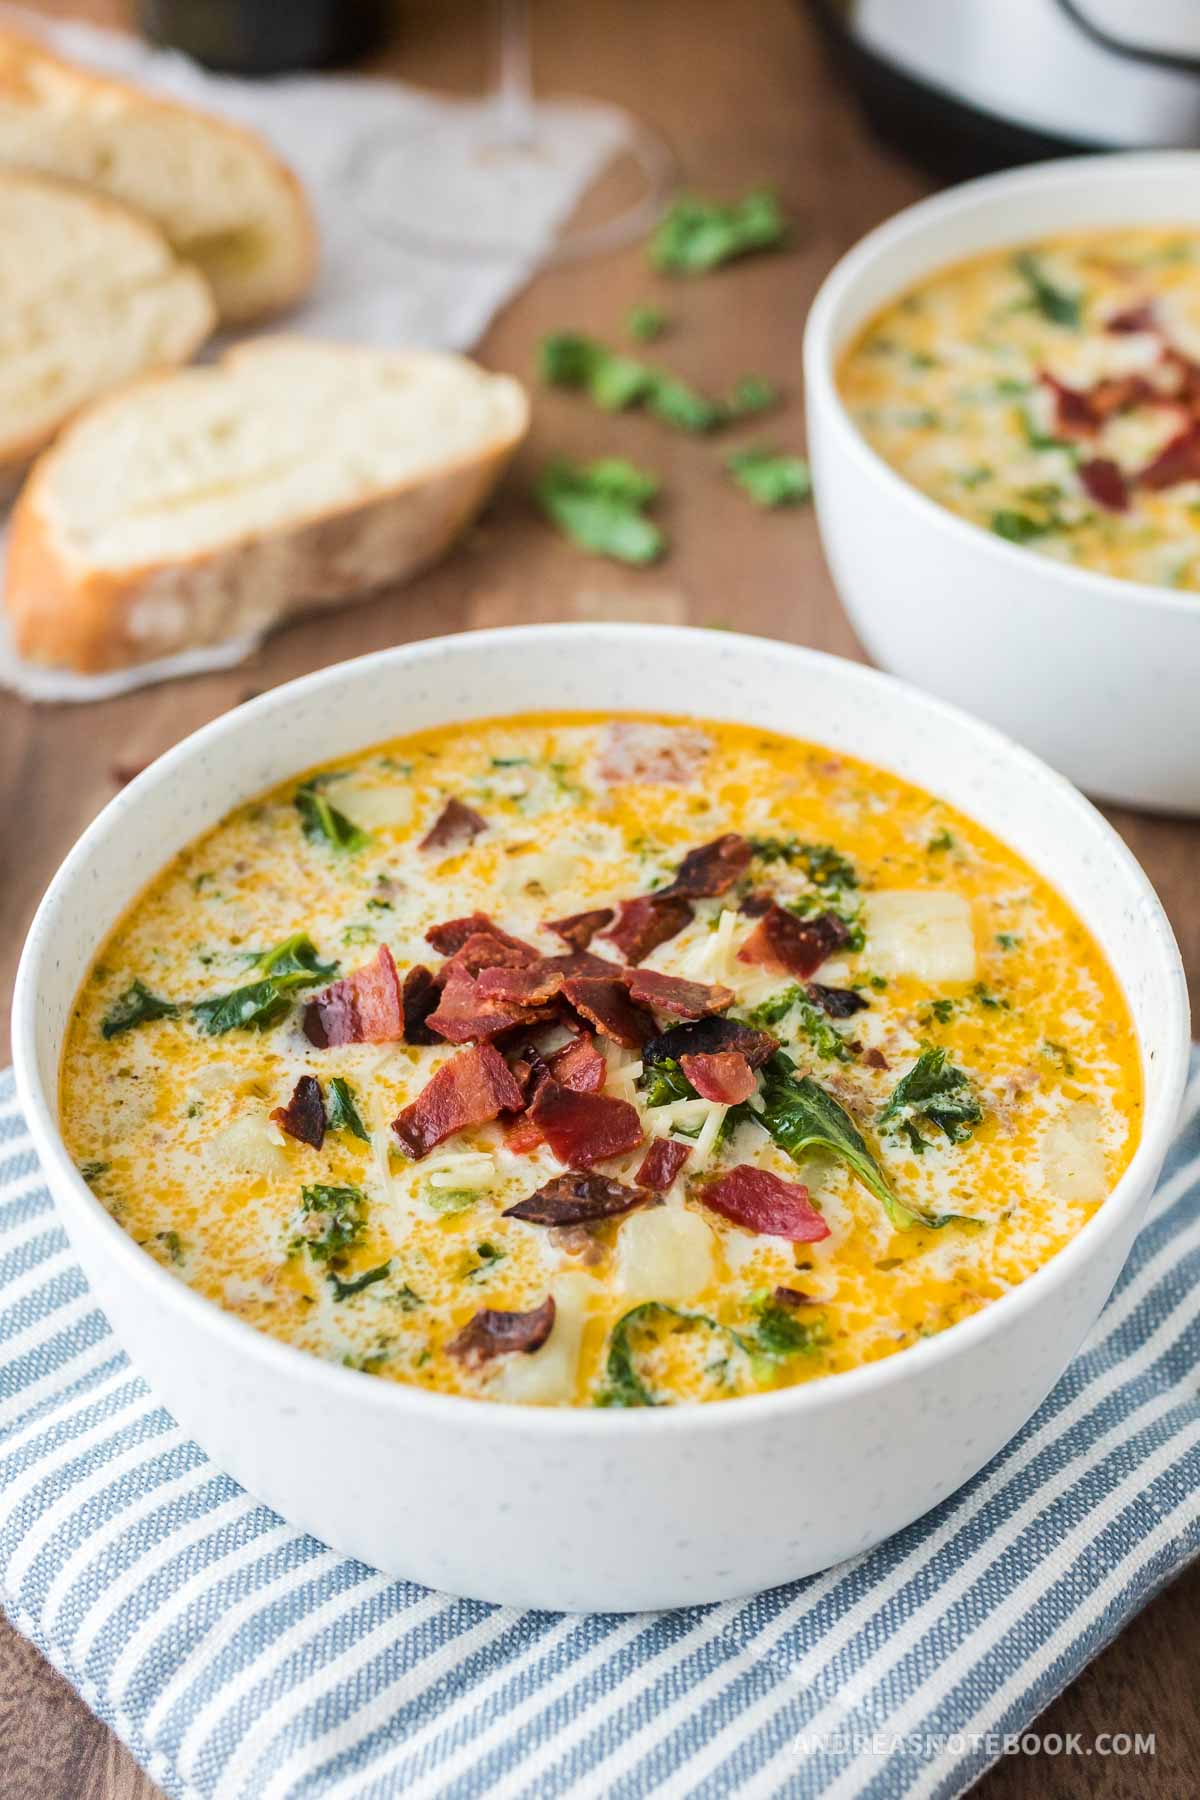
[0, 26, 317, 324]
[0, 169, 215, 474]
[5, 346, 530, 674]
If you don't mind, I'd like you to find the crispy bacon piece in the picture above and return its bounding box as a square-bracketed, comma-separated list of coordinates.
[737, 905, 850, 981]
[447, 1296, 556, 1364]
[303, 944, 405, 1048]
[424, 913, 536, 960]
[806, 982, 868, 1019]
[659, 833, 753, 899]
[773, 1284, 815, 1307]
[680, 1051, 756, 1104]
[528, 1080, 644, 1168]
[548, 1031, 607, 1093]
[1078, 457, 1130, 513]
[623, 967, 734, 1018]
[739, 890, 775, 918]
[636, 1137, 692, 1191]
[643, 1016, 778, 1069]
[862, 1047, 890, 1071]
[1106, 302, 1157, 335]
[701, 1165, 830, 1243]
[1039, 369, 1156, 436]
[475, 951, 610, 1005]
[1138, 423, 1200, 490]
[544, 908, 615, 951]
[420, 797, 488, 853]
[600, 894, 694, 964]
[402, 965, 442, 1045]
[504, 1171, 646, 1226]
[424, 965, 555, 1045]
[392, 1043, 523, 1158]
[505, 1116, 545, 1153]
[597, 722, 712, 786]
[441, 933, 538, 983]
[560, 976, 654, 1049]
[270, 1075, 326, 1148]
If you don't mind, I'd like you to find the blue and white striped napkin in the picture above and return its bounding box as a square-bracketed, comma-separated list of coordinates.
[3, 1057, 1199, 1800]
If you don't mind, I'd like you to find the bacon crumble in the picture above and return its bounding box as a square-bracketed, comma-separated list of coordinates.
[679, 1051, 757, 1104]
[806, 982, 869, 1019]
[303, 944, 405, 1048]
[623, 967, 734, 1018]
[636, 1137, 692, 1191]
[424, 965, 556, 1044]
[701, 1164, 831, 1243]
[270, 1075, 326, 1148]
[504, 1171, 647, 1226]
[392, 1043, 524, 1158]
[737, 905, 850, 981]
[643, 1015, 778, 1069]
[658, 833, 753, 899]
[402, 964, 442, 1044]
[560, 976, 655, 1048]
[419, 797, 488, 853]
[600, 894, 694, 965]
[475, 951, 611, 1006]
[544, 908, 615, 951]
[528, 1080, 644, 1168]
[447, 1296, 556, 1364]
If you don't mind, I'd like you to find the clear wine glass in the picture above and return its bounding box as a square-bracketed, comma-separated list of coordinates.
[345, 0, 674, 263]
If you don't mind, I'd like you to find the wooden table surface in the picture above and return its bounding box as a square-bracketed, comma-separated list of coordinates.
[2, 2, 1198, 1795]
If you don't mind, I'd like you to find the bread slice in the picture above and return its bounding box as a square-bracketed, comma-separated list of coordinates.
[0, 28, 316, 324]
[0, 168, 215, 477]
[5, 338, 530, 672]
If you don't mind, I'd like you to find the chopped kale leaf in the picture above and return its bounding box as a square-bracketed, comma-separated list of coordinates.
[101, 980, 180, 1039]
[726, 445, 811, 508]
[879, 1047, 983, 1148]
[535, 456, 665, 565]
[329, 1260, 391, 1301]
[1013, 250, 1082, 330]
[292, 1183, 367, 1264]
[650, 189, 788, 274]
[294, 779, 369, 852]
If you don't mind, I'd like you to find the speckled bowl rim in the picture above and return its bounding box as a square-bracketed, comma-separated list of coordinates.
[805, 150, 1200, 623]
[12, 624, 1192, 1437]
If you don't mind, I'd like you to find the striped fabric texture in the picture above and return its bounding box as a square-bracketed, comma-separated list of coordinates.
[2, 1058, 1199, 1800]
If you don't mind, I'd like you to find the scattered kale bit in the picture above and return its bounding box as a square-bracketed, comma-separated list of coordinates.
[535, 457, 665, 565]
[726, 375, 778, 417]
[390, 1284, 424, 1311]
[537, 332, 723, 432]
[329, 1260, 391, 1302]
[650, 188, 788, 274]
[960, 465, 994, 489]
[640, 1057, 699, 1109]
[923, 997, 957, 1026]
[1018, 411, 1079, 461]
[101, 980, 180, 1039]
[192, 935, 334, 1036]
[927, 829, 956, 853]
[295, 779, 369, 853]
[78, 1159, 110, 1183]
[750, 1295, 828, 1360]
[996, 932, 1022, 951]
[628, 303, 668, 342]
[726, 445, 811, 508]
[1042, 1039, 1076, 1077]
[465, 1242, 505, 1283]
[292, 1183, 367, 1264]
[155, 1229, 184, 1263]
[972, 982, 1010, 1012]
[991, 509, 1054, 545]
[597, 1301, 726, 1407]
[1013, 250, 1082, 330]
[747, 837, 858, 892]
[327, 1077, 370, 1143]
[879, 1047, 983, 1149]
[744, 987, 851, 1062]
[756, 1051, 939, 1230]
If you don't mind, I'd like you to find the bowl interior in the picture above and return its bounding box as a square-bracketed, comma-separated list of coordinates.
[812, 152, 1200, 357]
[18, 626, 1187, 1183]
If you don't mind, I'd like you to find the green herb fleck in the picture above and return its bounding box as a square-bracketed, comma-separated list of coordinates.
[294, 779, 369, 852]
[327, 1077, 370, 1143]
[596, 1302, 724, 1406]
[155, 1229, 184, 1263]
[292, 1184, 367, 1264]
[726, 445, 811, 508]
[192, 934, 335, 1036]
[535, 456, 665, 565]
[329, 1261, 391, 1302]
[879, 1047, 983, 1150]
[650, 188, 788, 274]
[628, 303, 668, 342]
[749, 1295, 828, 1361]
[1013, 250, 1082, 329]
[101, 980, 180, 1039]
[78, 1159, 110, 1183]
[927, 829, 956, 853]
[537, 332, 723, 432]
[996, 932, 1021, 951]
[726, 374, 778, 417]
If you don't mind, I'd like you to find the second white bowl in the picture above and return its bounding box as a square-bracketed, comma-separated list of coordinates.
[805, 152, 1200, 815]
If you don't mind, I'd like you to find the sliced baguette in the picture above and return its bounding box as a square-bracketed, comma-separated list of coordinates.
[0, 168, 214, 475]
[0, 27, 316, 324]
[5, 338, 530, 672]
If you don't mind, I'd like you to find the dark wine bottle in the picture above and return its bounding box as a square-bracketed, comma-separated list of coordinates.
[137, 0, 387, 75]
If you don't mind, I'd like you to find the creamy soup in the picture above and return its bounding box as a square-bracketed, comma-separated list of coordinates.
[838, 228, 1200, 590]
[60, 714, 1141, 1408]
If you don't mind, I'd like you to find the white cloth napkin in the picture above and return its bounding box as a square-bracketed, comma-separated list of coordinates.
[0, 8, 627, 704]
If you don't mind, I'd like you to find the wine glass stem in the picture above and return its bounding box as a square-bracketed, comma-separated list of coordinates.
[493, 0, 537, 148]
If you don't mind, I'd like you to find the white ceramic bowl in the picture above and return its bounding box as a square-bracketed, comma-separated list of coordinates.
[805, 152, 1200, 816]
[12, 625, 1190, 1611]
